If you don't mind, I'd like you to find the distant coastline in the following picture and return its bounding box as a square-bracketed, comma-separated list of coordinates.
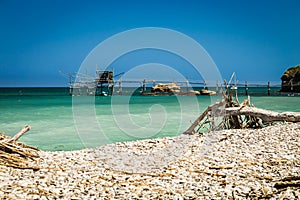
[1, 86, 296, 97]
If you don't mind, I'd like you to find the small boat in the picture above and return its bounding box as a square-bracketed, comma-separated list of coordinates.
[288, 93, 294, 96]
[100, 91, 108, 96]
[230, 85, 238, 90]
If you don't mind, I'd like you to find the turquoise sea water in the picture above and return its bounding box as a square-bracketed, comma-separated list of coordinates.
[0, 87, 299, 151]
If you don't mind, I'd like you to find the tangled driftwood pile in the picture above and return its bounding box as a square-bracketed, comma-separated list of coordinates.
[0, 125, 40, 170]
[185, 89, 300, 134]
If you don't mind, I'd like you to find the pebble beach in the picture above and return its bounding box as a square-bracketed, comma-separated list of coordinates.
[1, 123, 300, 199]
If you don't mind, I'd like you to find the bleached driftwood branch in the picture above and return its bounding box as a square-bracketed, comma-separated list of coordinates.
[8, 125, 31, 143]
[0, 125, 39, 170]
[184, 100, 225, 135]
[219, 107, 300, 123]
[184, 91, 300, 134]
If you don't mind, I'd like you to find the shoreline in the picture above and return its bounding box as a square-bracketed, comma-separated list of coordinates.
[1, 123, 300, 199]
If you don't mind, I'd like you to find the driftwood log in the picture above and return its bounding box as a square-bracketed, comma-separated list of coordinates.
[0, 125, 40, 170]
[184, 90, 300, 134]
[218, 107, 300, 123]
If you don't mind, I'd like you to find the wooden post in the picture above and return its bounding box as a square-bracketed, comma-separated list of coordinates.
[69, 77, 73, 96]
[111, 84, 114, 96]
[118, 78, 122, 95]
[186, 76, 188, 93]
[268, 81, 270, 96]
[216, 80, 219, 94]
[69, 85, 72, 96]
[100, 82, 103, 95]
[78, 80, 81, 96]
[224, 80, 228, 95]
[245, 81, 248, 96]
[85, 68, 89, 96]
[142, 79, 146, 94]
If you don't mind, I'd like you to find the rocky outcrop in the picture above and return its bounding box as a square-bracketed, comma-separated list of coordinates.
[151, 83, 180, 93]
[281, 64, 300, 92]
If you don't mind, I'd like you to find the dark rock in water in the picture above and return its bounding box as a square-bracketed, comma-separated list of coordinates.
[281, 64, 300, 92]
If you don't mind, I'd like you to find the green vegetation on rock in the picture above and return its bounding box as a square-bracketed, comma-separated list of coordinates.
[281, 64, 300, 92]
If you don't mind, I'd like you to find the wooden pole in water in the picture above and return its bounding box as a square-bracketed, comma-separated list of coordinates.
[268, 81, 270, 96]
[69, 86, 72, 96]
[69, 76, 72, 96]
[224, 80, 228, 95]
[118, 78, 122, 95]
[186, 76, 188, 93]
[142, 79, 146, 94]
[78, 78, 81, 96]
[245, 81, 248, 96]
[100, 82, 103, 95]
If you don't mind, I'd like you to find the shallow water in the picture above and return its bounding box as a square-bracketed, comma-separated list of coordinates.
[0, 88, 299, 151]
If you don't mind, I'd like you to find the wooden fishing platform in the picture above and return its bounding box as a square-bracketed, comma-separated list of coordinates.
[60, 70, 285, 96]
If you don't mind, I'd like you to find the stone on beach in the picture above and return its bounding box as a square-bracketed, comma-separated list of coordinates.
[0, 123, 299, 199]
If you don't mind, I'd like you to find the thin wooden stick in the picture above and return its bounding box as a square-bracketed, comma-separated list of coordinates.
[8, 125, 31, 143]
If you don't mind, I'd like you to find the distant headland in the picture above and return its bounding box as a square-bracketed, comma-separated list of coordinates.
[281, 64, 300, 93]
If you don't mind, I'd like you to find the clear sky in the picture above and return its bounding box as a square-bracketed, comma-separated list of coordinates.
[0, 0, 299, 87]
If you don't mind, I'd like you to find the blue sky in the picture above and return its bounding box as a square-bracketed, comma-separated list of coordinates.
[0, 0, 299, 87]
